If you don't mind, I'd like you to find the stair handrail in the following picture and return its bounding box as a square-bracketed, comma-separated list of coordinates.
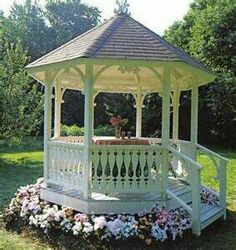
[195, 143, 228, 162]
[167, 145, 202, 235]
[195, 143, 228, 217]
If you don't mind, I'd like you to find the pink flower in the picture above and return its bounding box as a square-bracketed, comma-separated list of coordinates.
[28, 201, 40, 214]
[57, 210, 65, 219]
[74, 213, 88, 223]
[17, 189, 29, 200]
[110, 117, 120, 127]
[155, 209, 170, 224]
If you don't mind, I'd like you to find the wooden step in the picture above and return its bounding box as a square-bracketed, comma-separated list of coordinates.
[200, 205, 225, 230]
[188, 201, 225, 230]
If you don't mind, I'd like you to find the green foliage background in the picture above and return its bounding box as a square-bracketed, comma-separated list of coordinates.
[164, 0, 236, 146]
[0, 0, 235, 146]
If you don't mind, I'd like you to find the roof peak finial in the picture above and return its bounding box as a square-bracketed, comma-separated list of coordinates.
[114, 0, 131, 16]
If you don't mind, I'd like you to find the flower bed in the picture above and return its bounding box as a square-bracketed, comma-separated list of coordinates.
[3, 178, 219, 247]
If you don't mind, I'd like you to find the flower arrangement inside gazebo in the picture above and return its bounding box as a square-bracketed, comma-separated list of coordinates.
[26, 14, 228, 237]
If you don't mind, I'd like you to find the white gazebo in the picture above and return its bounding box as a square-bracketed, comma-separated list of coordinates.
[26, 14, 228, 236]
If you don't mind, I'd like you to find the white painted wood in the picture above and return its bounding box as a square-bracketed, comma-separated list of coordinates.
[41, 186, 166, 214]
[161, 67, 171, 199]
[54, 84, 66, 138]
[191, 84, 198, 144]
[191, 167, 201, 236]
[195, 143, 228, 220]
[83, 64, 94, 199]
[91, 92, 99, 137]
[54, 81, 61, 138]
[172, 84, 180, 141]
[219, 158, 227, 219]
[167, 189, 192, 214]
[135, 91, 145, 137]
[90, 145, 162, 193]
[27, 57, 216, 94]
[201, 207, 224, 229]
[167, 145, 202, 235]
[47, 141, 85, 192]
[44, 72, 53, 187]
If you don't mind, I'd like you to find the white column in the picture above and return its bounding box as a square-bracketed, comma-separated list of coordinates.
[54, 82, 63, 138]
[92, 92, 98, 136]
[172, 85, 180, 141]
[44, 71, 53, 187]
[190, 84, 198, 161]
[135, 91, 143, 138]
[161, 67, 171, 199]
[83, 64, 94, 199]
[190, 83, 200, 235]
[191, 84, 198, 144]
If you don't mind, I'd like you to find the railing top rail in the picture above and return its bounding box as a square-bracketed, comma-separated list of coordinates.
[167, 145, 202, 170]
[48, 140, 85, 149]
[90, 144, 163, 150]
[195, 143, 228, 163]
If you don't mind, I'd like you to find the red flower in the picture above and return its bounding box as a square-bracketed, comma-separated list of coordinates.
[110, 116, 121, 127]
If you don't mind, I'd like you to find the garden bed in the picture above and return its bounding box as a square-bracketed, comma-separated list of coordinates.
[3, 178, 195, 248]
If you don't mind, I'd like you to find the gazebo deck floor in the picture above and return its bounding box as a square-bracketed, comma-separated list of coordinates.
[41, 177, 224, 229]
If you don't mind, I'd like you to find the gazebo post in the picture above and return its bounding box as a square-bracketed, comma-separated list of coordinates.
[83, 63, 94, 199]
[92, 92, 98, 136]
[190, 83, 201, 235]
[172, 85, 180, 141]
[161, 67, 171, 199]
[44, 71, 53, 187]
[54, 81, 64, 138]
[191, 83, 199, 158]
[135, 90, 144, 138]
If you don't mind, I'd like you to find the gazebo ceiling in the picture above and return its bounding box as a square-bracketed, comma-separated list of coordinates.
[26, 14, 216, 93]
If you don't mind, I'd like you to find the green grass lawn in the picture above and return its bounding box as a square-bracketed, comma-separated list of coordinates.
[0, 140, 235, 249]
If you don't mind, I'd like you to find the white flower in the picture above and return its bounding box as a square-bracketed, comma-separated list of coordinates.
[82, 222, 93, 235]
[53, 204, 59, 211]
[93, 216, 107, 230]
[72, 221, 83, 235]
[20, 199, 30, 217]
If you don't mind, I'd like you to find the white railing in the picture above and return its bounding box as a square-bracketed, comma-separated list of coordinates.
[47, 141, 85, 192]
[90, 145, 163, 194]
[171, 140, 228, 213]
[52, 136, 84, 144]
[195, 143, 228, 213]
[167, 145, 202, 235]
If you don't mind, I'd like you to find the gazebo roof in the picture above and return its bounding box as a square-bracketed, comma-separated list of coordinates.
[26, 14, 215, 93]
[27, 14, 206, 71]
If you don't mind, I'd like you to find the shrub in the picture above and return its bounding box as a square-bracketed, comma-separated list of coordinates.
[67, 125, 84, 136]
[60, 125, 84, 136]
[94, 125, 114, 136]
[61, 124, 114, 137]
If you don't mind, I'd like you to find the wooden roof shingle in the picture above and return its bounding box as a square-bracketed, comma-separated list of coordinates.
[26, 14, 206, 70]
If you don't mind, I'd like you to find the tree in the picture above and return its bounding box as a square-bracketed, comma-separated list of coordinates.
[164, 0, 236, 146]
[1, 0, 102, 137]
[45, 0, 101, 45]
[6, 0, 54, 61]
[114, 0, 131, 16]
[0, 41, 43, 140]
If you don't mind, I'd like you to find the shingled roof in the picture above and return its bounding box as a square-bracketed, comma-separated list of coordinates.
[26, 14, 206, 70]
